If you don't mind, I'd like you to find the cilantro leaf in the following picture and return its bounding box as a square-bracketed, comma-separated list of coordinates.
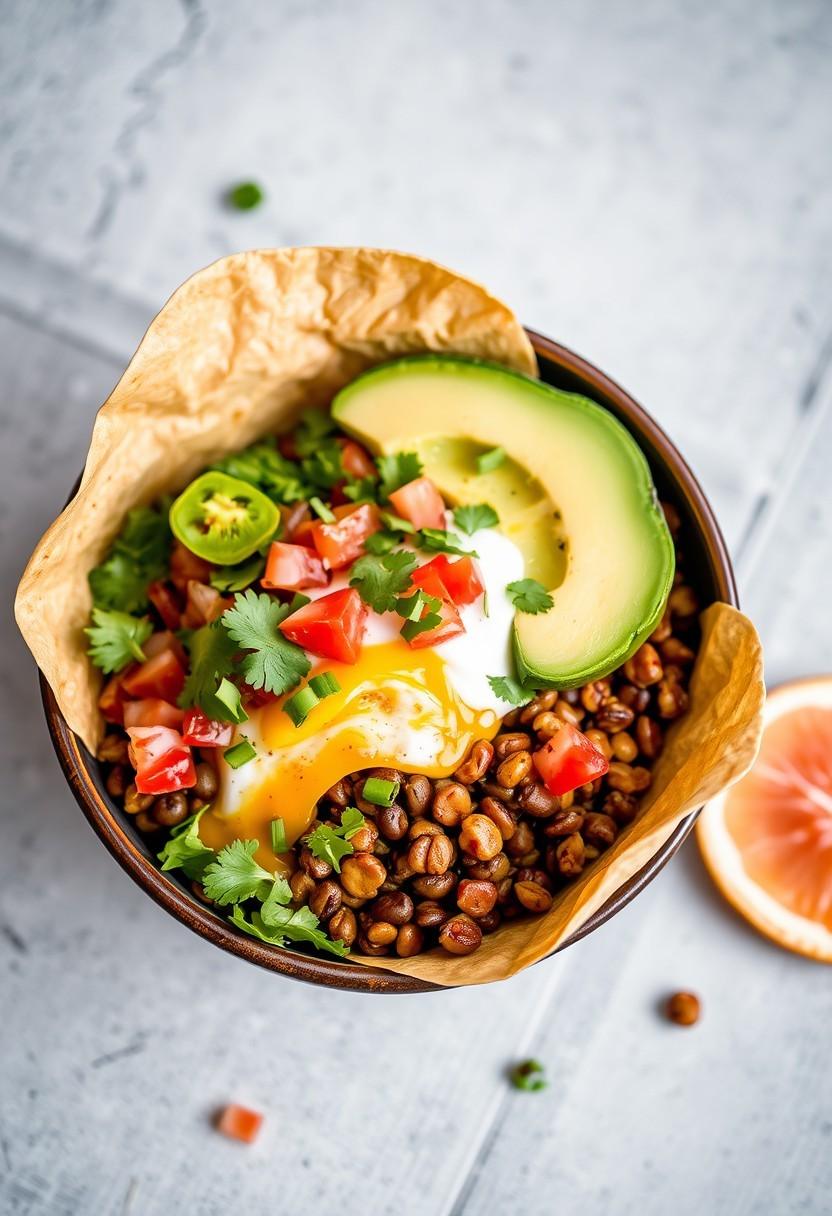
[209, 555, 266, 593]
[488, 675, 534, 707]
[202, 839, 275, 905]
[342, 476, 379, 504]
[88, 503, 171, 613]
[292, 409, 338, 456]
[306, 808, 365, 873]
[212, 442, 309, 504]
[222, 590, 310, 695]
[453, 503, 499, 535]
[230, 904, 348, 958]
[506, 578, 554, 614]
[420, 528, 478, 558]
[157, 808, 214, 880]
[258, 874, 295, 924]
[363, 529, 401, 555]
[301, 443, 344, 491]
[377, 451, 423, 499]
[349, 550, 417, 613]
[85, 608, 152, 673]
[178, 622, 239, 717]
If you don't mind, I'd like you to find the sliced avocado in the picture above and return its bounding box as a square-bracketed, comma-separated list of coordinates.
[332, 355, 675, 687]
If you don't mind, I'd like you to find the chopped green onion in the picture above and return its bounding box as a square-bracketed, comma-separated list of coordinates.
[362, 777, 400, 807]
[214, 677, 249, 724]
[270, 817, 288, 853]
[224, 739, 257, 768]
[285, 671, 341, 726]
[309, 672, 341, 697]
[380, 510, 416, 534]
[284, 685, 319, 727]
[309, 496, 336, 523]
[287, 591, 311, 613]
[228, 181, 264, 210]
[477, 446, 506, 474]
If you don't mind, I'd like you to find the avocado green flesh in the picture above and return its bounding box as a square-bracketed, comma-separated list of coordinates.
[333, 356, 675, 687]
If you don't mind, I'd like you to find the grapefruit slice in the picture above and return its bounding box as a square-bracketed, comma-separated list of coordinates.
[697, 676, 832, 962]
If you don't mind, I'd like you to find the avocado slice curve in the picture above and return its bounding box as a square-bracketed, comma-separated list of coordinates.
[332, 355, 675, 688]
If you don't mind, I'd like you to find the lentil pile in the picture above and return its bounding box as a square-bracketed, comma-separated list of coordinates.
[99, 502, 700, 962]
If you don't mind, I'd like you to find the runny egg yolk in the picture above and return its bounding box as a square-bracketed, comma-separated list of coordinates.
[198, 640, 499, 871]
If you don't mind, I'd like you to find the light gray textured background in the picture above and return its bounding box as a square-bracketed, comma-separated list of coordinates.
[2, 2, 831, 1214]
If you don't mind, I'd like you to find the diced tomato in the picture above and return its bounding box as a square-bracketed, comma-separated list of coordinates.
[182, 580, 229, 629]
[240, 683, 281, 710]
[533, 723, 610, 796]
[126, 725, 196, 795]
[337, 438, 377, 480]
[311, 503, 381, 570]
[281, 501, 311, 540]
[402, 566, 465, 649]
[216, 1104, 263, 1144]
[411, 555, 483, 607]
[123, 699, 185, 729]
[182, 708, 235, 748]
[98, 670, 135, 724]
[388, 476, 446, 531]
[279, 587, 367, 663]
[262, 541, 328, 591]
[122, 649, 186, 702]
[144, 629, 188, 667]
[278, 433, 300, 460]
[170, 540, 212, 591]
[148, 580, 182, 630]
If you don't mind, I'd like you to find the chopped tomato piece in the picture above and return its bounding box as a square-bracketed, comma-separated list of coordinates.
[170, 540, 212, 592]
[144, 629, 188, 667]
[279, 587, 367, 663]
[281, 501, 311, 539]
[262, 541, 328, 591]
[98, 670, 135, 724]
[311, 503, 381, 570]
[338, 438, 377, 480]
[533, 723, 610, 796]
[123, 699, 185, 730]
[122, 649, 186, 702]
[127, 726, 196, 795]
[182, 708, 234, 748]
[182, 580, 229, 629]
[216, 1104, 263, 1144]
[412, 555, 483, 607]
[402, 567, 465, 649]
[240, 683, 281, 710]
[147, 580, 182, 630]
[388, 476, 446, 531]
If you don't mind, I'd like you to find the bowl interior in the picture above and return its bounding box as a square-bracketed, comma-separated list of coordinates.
[42, 332, 737, 993]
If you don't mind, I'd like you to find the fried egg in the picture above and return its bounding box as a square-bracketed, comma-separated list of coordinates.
[199, 523, 525, 868]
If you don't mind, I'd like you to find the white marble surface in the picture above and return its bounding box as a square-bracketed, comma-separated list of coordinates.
[1, 2, 831, 1213]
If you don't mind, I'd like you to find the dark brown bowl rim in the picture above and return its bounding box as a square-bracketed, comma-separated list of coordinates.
[40, 329, 737, 993]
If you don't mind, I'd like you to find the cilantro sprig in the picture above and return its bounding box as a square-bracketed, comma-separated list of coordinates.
[88, 503, 171, 613]
[202, 839, 275, 905]
[420, 528, 477, 558]
[222, 590, 310, 695]
[349, 550, 417, 613]
[377, 451, 422, 499]
[453, 503, 499, 535]
[506, 578, 554, 614]
[157, 808, 213, 881]
[306, 808, 365, 872]
[85, 608, 152, 674]
[488, 674, 534, 707]
[178, 622, 239, 719]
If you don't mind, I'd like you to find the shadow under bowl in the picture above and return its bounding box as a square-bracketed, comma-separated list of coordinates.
[41, 330, 737, 993]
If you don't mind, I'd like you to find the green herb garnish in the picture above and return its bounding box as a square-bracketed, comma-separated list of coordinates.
[231, 902, 347, 958]
[157, 808, 213, 880]
[362, 777, 400, 807]
[88, 503, 171, 614]
[309, 496, 336, 524]
[222, 590, 310, 696]
[228, 181, 264, 210]
[223, 738, 257, 769]
[270, 818, 288, 854]
[376, 451, 423, 498]
[399, 592, 443, 642]
[349, 550, 417, 613]
[510, 1059, 547, 1092]
[453, 503, 499, 535]
[202, 839, 273, 905]
[506, 578, 554, 614]
[419, 528, 477, 558]
[209, 555, 266, 593]
[284, 671, 341, 727]
[85, 608, 152, 673]
[178, 622, 239, 718]
[477, 447, 506, 474]
[487, 675, 534, 707]
[306, 808, 365, 873]
[214, 677, 249, 724]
